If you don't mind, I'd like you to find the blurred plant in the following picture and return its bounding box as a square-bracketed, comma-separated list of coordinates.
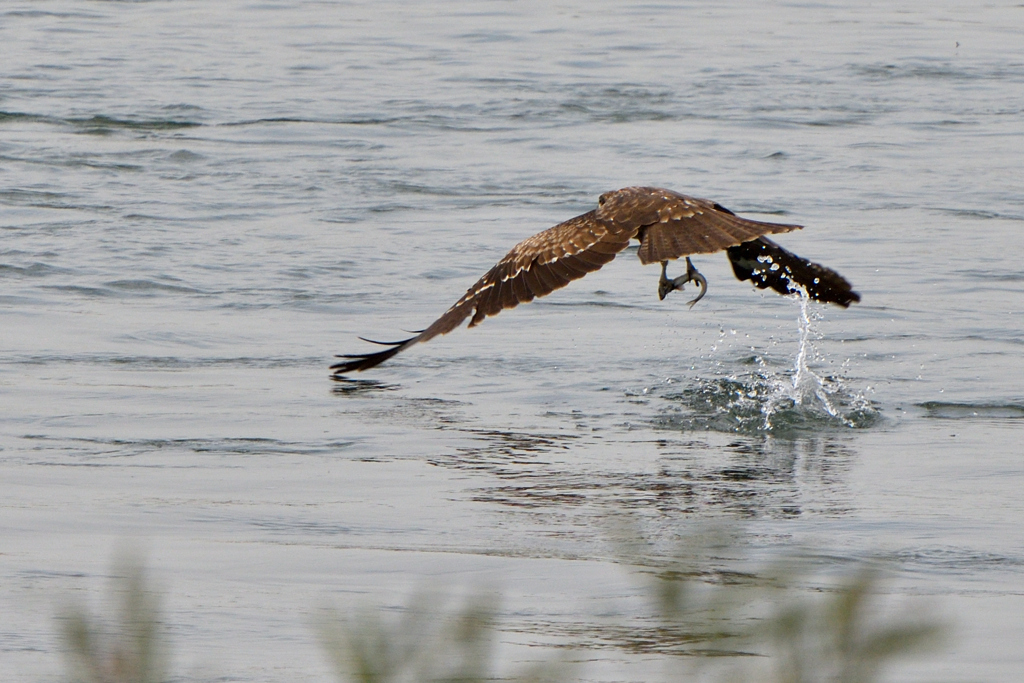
[55, 527, 944, 683]
[616, 522, 945, 683]
[744, 565, 944, 683]
[318, 524, 943, 683]
[59, 558, 166, 683]
[318, 590, 565, 683]
[320, 591, 492, 683]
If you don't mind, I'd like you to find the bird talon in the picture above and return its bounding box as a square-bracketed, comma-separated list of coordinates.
[658, 261, 675, 300]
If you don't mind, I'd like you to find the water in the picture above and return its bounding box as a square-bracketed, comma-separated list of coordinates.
[2, 1, 1023, 680]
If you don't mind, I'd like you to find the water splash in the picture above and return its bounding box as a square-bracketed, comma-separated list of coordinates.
[764, 292, 844, 429]
[653, 293, 879, 436]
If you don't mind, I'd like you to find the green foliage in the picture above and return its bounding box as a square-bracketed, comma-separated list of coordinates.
[56, 528, 944, 683]
[59, 559, 166, 683]
[318, 591, 568, 683]
[617, 522, 945, 682]
[319, 592, 499, 683]
[745, 566, 944, 683]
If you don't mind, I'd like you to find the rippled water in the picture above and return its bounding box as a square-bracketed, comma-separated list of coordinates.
[2, 1, 1023, 681]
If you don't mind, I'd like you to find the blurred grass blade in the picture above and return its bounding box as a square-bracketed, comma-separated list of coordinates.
[59, 557, 166, 683]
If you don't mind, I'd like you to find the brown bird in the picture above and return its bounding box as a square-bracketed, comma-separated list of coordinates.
[332, 186, 859, 376]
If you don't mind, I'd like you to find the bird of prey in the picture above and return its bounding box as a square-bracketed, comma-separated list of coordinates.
[331, 186, 859, 376]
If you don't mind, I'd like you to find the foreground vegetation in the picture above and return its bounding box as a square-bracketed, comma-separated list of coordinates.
[60, 527, 943, 683]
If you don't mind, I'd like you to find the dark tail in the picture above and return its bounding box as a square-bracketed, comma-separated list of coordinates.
[330, 335, 420, 377]
[726, 237, 860, 307]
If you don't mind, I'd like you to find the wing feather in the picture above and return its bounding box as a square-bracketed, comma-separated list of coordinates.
[331, 186, 856, 376]
[510, 269, 532, 303]
[522, 265, 548, 298]
[596, 187, 802, 265]
[331, 209, 631, 375]
[530, 262, 563, 293]
[427, 210, 629, 336]
[550, 256, 585, 279]
[471, 278, 504, 324]
[573, 248, 611, 267]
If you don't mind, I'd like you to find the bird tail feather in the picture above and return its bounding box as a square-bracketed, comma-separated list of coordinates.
[330, 335, 420, 376]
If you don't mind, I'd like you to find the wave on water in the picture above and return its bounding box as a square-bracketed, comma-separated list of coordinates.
[649, 295, 879, 436]
[917, 402, 1024, 420]
[0, 111, 202, 133]
[21, 434, 357, 460]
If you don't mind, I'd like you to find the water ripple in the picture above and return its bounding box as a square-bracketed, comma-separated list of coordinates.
[918, 402, 1024, 420]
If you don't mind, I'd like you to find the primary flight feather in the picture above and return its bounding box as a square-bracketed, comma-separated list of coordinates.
[332, 186, 859, 376]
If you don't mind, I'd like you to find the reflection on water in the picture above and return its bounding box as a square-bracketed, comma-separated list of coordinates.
[331, 377, 400, 396]
[459, 433, 856, 520]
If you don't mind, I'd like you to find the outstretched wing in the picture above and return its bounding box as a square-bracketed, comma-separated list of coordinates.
[331, 186, 860, 376]
[331, 210, 632, 375]
[727, 236, 861, 307]
[598, 188, 802, 265]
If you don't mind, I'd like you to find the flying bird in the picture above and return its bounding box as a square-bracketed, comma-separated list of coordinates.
[332, 186, 859, 376]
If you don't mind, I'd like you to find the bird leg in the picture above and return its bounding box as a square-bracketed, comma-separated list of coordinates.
[658, 257, 708, 307]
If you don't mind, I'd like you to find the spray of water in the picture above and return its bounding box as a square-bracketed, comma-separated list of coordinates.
[654, 292, 878, 436]
[761, 292, 844, 430]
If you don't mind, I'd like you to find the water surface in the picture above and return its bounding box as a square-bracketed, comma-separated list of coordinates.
[2, 1, 1023, 681]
